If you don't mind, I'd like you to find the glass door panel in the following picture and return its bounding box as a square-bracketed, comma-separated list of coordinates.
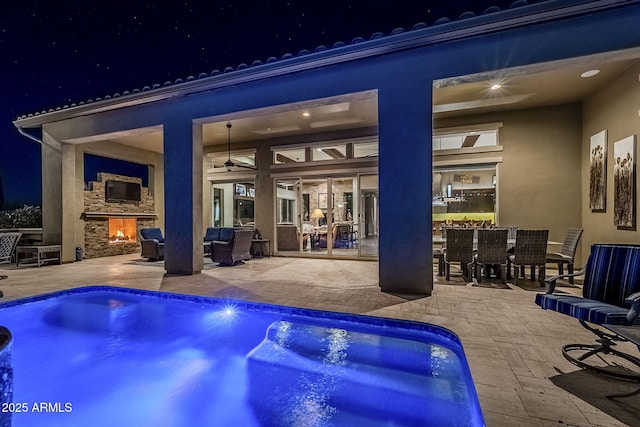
[359, 174, 379, 258]
[275, 178, 302, 254]
[302, 177, 330, 254]
[331, 176, 358, 257]
[274, 174, 379, 259]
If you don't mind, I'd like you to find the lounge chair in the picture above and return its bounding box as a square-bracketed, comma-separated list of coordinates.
[211, 229, 254, 266]
[0, 232, 22, 265]
[139, 228, 164, 260]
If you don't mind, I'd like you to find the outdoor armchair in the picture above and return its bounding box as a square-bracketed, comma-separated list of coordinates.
[139, 228, 164, 261]
[211, 229, 253, 266]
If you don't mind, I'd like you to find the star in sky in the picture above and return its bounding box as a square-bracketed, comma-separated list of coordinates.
[0, 0, 518, 206]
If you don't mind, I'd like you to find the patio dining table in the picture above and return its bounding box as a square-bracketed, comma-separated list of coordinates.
[432, 236, 561, 247]
[433, 236, 561, 277]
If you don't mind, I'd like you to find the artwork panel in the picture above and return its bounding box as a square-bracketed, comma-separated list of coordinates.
[589, 130, 607, 212]
[613, 135, 636, 230]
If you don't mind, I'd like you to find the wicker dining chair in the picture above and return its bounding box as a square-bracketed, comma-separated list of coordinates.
[546, 228, 583, 284]
[433, 226, 453, 276]
[474, 229, 508, 284]
[508, 229, 549, 286]
[444, 228, 475, 281]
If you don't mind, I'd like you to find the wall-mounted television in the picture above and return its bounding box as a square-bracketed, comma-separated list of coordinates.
[105, 180, 141, 203]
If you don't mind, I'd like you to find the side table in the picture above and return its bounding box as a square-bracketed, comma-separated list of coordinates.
[251, 239, 270, 258]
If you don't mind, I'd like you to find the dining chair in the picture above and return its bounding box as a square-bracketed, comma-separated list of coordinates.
[433, 226, 452, 276]
[497, 225, 518, 252]
[546, 228, 583, 284]
[444, 228, 475, 281]
[509, 229, 549, 286]
[473, 229, 508, 284]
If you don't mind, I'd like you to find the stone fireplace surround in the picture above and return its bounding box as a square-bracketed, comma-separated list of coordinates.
[83, 173, 156, 259]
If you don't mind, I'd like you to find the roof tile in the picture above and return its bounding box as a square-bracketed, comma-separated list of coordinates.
[19, 1, 551, 119]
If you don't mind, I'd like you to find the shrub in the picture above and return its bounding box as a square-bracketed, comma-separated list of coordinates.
[0, 205, 42, 229]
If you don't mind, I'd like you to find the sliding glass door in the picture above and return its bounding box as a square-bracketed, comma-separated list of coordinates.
[274, 174, 377, 259]
[359, 174, 378, 259]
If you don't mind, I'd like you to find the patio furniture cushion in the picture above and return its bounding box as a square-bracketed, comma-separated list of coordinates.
[536, 244, 640, 383]
[140, 228, 164, 243]
[536, 244, 640, 325]
[219, 227, 234, 242]
[204, 227, 221, 242]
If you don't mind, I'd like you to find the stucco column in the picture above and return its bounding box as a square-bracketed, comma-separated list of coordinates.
[41, 128, 63, 246]
[377, 77, 433, 295]
[255, 144, 274, 243]
[41, 127, 79, 263]
[163, 119, 203, 275]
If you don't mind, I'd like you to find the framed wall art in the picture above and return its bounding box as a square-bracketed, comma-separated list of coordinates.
[235, 183, 246, 197]
[589, 130, 607, 212]
[318, 193, 334, 210]
[613, 135, 636, 230]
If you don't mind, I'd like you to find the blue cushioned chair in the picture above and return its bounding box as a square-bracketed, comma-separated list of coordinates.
[536, 244, 640, 380]
[204, 227, 221, 256]
[204, 227, 221, 243]
[139, 228, 164, 260]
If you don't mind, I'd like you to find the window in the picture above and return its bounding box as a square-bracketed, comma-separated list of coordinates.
[208, 151, 256, 171]
[353, 142, 378, 158]
[432, 166, 497, 227]
[278, 199, 295, 223]
[274, 148, 306, 164]
[272, 138, 378, 165]
[432, 130, 497, 151]
[312, 144, 346, 161]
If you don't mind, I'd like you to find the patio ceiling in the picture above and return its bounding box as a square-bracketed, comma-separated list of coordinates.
[88, 47, 640, 154]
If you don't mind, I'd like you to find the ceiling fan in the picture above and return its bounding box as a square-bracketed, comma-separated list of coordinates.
[224, 121, 256, 172]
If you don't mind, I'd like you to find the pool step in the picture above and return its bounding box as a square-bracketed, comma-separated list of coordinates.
[247, 321, 476, 426]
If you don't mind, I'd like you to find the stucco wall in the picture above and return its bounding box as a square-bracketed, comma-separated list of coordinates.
[582, 61, 640, 250]
[435, 103, 583, 260]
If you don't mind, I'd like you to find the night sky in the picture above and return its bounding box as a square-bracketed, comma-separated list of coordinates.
[0, 0, 520, 208]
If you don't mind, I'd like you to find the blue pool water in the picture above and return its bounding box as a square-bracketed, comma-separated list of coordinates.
[0, 286, 484, 426]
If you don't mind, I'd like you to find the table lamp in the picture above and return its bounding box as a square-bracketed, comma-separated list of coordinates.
[310, 208, 325, 228]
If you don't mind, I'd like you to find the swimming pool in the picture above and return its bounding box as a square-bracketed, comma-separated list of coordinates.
[0, 286, 484, 426]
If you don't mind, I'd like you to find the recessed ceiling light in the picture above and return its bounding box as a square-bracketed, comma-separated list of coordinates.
[581, 69, 600, 78]
[302, 112, 311, 117]
[490, 83, 502, 90]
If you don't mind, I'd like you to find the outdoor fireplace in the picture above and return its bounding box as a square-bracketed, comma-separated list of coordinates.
[108, 218, 137, 244]
[83, 172, 156, 258]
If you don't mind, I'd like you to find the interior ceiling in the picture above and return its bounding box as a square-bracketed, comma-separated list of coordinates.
[95, 48, 640, 154]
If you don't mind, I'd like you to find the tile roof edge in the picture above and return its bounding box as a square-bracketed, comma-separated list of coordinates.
[13, 0, 634, 128]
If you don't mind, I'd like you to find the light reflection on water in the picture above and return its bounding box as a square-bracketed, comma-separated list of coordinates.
[281, 327, 351, 427]
[0, 289, 482, 426]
